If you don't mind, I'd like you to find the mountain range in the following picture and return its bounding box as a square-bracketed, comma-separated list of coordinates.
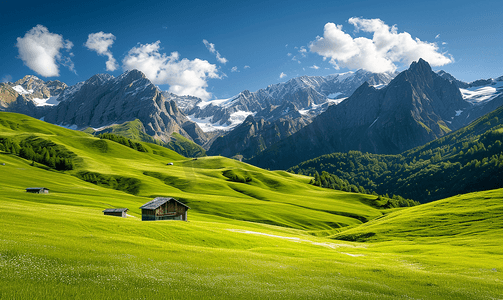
[1, 59, 502, 169]
[250, 59, 503, 169]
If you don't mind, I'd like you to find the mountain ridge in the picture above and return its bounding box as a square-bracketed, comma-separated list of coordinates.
[249, 59, 475, 170]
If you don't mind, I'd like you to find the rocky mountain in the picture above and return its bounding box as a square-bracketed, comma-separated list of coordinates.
[42, 70, 208, 144]
[182, 70, 395, 132]
[250, 59, 474, 170]
[11, 75, 67, 106]
[193, 70, 395, 157]
[207, 114, 310, 158]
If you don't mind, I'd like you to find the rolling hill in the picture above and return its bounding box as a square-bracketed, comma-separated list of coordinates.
[0, 111, 501, 299]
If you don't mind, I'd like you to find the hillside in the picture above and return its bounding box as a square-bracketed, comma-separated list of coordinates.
[290, 104, 503, 203]
[0, 112, 501, 299]
[85, 119, 206, 158]
[0, 112, 382, 231]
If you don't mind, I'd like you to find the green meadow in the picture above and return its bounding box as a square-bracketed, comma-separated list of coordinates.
[0, 112, 502, 299]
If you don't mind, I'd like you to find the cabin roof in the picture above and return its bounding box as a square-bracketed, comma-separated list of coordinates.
[103, 208, 128, 213]
[139, 197, 190, 210]
[26, 187, 49, 190]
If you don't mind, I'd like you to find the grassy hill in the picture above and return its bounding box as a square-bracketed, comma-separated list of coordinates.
[86, 119, 206, 158]
[0, 112, 501, 299]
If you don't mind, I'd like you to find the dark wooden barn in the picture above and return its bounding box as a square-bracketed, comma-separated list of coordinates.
[139, 197, 189, 221]
[26, 187, 49, 194]
[103, 208, 128, 218]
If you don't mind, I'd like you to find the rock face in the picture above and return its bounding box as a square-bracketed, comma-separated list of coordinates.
[197, 70, 395, 156]
[43, 70, 208, 144]
[183, 70, 395, 131]
[208, 114, 310, 158]
[12, 75, 67, 100]
[250, 59, 472, 170]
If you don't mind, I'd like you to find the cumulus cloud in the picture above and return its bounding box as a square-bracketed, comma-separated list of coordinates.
[122, 41, 220, 100]
[280, 72, 287, 79]
[231, 66, 239, 72]
[85, 32, 118, 71]
[203, 39, 228, 64]
[244, 65, 250, 69]
[309, 18, 452, 73]
[310, 65, 320, 70]
[16, 25, 74, 77]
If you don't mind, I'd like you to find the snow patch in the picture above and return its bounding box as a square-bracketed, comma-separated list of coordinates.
[197, 95, 239, 109]
[187, 110, 255, 132]
[32, 96, 60, 106]
[327, 92, 342, 98]
[460, 80, 503, 105]
[12, 85, 33, 95]
[327, 97, 346, 105]
[372, 84, 386, 89]
[92, 124, 120, 131]
[455, 110, 463, 116]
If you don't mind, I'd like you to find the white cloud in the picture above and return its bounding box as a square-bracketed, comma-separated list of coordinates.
[203, 39, 228, 64]
[299, 46, 307, 57]
[231, 66, 239, 72]
[1, 75, 13, 83]
[16, 25, 74, 77]
[244, 65, 250, 69]
[279, 72, 287, 79]
[122, 41, 220, 100]
[310, 65, 320, 69]
[85, 32, 118, 71]
[435, 34, 440, 39]
[309, 18, 452, 73]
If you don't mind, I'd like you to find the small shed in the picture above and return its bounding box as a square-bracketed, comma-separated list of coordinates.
[140, 197, 189, 221]
[103, 208, 128, 218]
[26, 187, 49, 194]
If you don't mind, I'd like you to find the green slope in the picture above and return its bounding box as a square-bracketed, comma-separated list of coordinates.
[88, 119, 206, 157]
[1, 112, 502, 299]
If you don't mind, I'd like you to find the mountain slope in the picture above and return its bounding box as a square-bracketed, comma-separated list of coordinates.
[184, 70, 394, 133]
[289, 103, 503, 203]
[42, 70, 208, 144]
[250, 59, 472, 170]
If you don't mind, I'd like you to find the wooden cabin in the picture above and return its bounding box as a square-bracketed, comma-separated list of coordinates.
[139, 197, 189, 221]
[26, 187, 49, 194]
[103, 208, 128, 218]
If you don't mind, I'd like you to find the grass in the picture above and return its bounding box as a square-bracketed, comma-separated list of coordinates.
[0, 112, 502, 299]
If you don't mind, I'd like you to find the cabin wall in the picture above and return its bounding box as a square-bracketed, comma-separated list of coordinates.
[141, 201, 188, 221]
[104, 211, 125, 217]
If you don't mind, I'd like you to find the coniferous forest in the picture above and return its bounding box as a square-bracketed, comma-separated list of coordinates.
[290, 106, 503, 203]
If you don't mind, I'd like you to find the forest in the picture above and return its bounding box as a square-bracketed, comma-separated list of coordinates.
[290, 108, 503, 203]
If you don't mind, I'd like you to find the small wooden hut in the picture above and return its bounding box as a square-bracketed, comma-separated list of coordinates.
[26, 187, 49, 194]
[103, 208, 128, 218]
[139, 197, 189, 221]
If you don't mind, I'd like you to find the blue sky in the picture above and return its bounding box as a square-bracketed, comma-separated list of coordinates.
[2, 0, 502, 100]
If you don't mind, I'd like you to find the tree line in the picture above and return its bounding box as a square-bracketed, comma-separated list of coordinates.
[310, 170, 419, 207]
[97, 133, 149, 153]
[0, 136, 74, 170]
[290, 123, 503, 203]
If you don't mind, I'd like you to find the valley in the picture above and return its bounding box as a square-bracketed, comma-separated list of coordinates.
[0, 112, 502, 299]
